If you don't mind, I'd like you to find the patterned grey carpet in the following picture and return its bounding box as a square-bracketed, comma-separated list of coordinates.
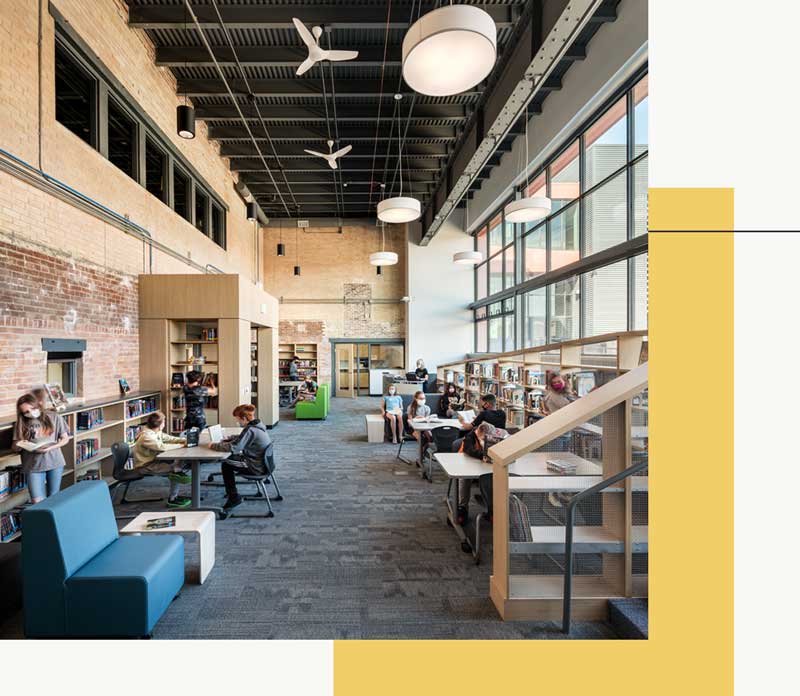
[1, 397, 618, 639]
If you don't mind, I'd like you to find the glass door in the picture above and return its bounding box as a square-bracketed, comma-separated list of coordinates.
[357, 343, 370, 395]
[335, 343, 355, 398]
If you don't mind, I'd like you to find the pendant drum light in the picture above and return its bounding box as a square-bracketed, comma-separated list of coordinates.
[504, 103, 551, 223]
[452, 188, 483, 265]
[402, 5, 496, 97]
[177, 3, 195, 139]
[369, 222, 398, 266]
[377, 97, 421, 224]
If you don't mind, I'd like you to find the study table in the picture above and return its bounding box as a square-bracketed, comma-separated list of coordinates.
[279, 380, 304, 405]
[156, 427, 241, 518]
[407, 417, 461, 480]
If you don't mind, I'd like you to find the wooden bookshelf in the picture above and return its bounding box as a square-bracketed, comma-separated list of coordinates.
[279, 342, 318, 381]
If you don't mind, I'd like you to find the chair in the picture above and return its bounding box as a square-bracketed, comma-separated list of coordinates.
[229, 444, 283, 519]
[422, 425, 461, 482]
[110, 442, 161, 504]
[296, 384, 329, 420]
[22, 481, 184, 638]
[396, 414, 418, 464]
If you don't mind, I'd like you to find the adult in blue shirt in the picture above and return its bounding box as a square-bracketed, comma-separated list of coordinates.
[381, 384, 404, 444]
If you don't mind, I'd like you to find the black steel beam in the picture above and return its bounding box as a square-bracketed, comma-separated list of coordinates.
[194, 103, 467, 122]
[229, 158, 443, 172]
[155, 45, 402, 68]
[177, 79, 480, 98]
[240, 172, 435, 185]
[209, 124, 457, 141]
[220, 142, 449, 158]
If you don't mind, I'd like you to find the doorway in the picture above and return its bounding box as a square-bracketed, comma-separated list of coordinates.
[332, 341, 405, 397]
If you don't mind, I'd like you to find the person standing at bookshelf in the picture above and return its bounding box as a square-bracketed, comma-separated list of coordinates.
[12, 393, 70, 504]
[183, 370, 218, 432]
[541, 371, 576, 508]
[288, 355, 300, 381]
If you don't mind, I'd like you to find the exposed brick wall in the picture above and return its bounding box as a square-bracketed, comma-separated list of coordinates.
[0, 242, 139, 417]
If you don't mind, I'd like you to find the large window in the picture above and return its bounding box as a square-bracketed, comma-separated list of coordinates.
[472, 72, 649, 352]
[53, 32, 227, 248]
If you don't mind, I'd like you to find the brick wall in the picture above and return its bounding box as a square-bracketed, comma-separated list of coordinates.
[0, 241, 139, 416]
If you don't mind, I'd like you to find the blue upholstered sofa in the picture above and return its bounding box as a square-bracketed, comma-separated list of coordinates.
[22, 481, 184, 638]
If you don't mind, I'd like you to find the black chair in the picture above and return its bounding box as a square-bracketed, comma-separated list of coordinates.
[228, 445, 283, 519]
[422, 425, 461, 482]
[396, 414, 418, 465]
[110, 442, 161, 504]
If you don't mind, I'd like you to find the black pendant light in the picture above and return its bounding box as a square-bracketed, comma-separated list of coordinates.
[277, 219, 285, 256]
[293, 222, 300, 275]
[177, 4, 195, 139]
[376, 265, 382, 275]
[294, 265, 301, 276]
[246, 201, 257, 222]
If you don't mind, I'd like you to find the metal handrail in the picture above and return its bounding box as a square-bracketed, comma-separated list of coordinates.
[562, 459, 649, 633]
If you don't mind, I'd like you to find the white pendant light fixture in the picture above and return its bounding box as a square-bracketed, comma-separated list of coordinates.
[402, 4, 497, 97]
[453, 188, 483, 265]
[503, 103, 552, 223]
[369, 221, 399, 266]
[377, 95, 421, 224]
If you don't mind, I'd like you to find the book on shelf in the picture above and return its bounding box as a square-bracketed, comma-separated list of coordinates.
[171, 372, 185, 388]
[77, 468, 101, 482]
[125, 424, 144, 445]
[126, 396, 158, 418]
[443, 370, 454, 384]
[0, 471, 9, 501]
[524, 369, 545, 387]
[507, 409, 525, 429]
[501, 385, 524, 405]
[200, 327, 218, 341]
[1, 508, 22, 541]
[76, 438, 101, 464]
[171, 415, 185, 433]
[77, 408, 104, 430]
[468, 362, 481, 376]
[454, 373, 465, 388]
[501, 366, 519, 383]
[526, 391, 542, 410]
[467, 376, 480, 391]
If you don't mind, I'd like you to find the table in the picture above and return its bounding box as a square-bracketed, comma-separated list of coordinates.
[120, 511, 215, 584]
[156, 427, 241, 518]
[279, 380, 304, 405]
[408, 417, 461, 480]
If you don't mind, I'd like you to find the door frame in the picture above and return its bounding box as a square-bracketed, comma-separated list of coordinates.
[330, 338, 405, 396]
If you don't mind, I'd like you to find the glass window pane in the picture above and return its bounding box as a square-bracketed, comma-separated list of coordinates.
[523, 223, 546, 280]
[503, 297, 515, 312]
[475, 306, 487, 320]
[524, 172, 547, 199]
[476, 226, 488, 258]
[55, 45, 95, 145]
[523, 287, 546, 348]
[549, 203, 580, 270]
[584, 96, 627, 189]
[632, 253, 648, 330]
[195, 189, 208, 234]
[488, 302, 503, 317]
[582, 260, 628, 337]
[489, 318, 503, 353]
[549, 140, 579, 211]
[476, 320, 488, 352]
[504, 315, 514, 351]
[489, 253, 503, 295]
[633, 156, 648, 237]
[504, 243, 515, 289]
[211, 204, 224, 247]
[145, 137, 166, 202]
[108, 99, 136, 179]
[584, 171, 627, 255]
[634, 75, 648, 157]
[173, 167, 190, 222]
[549, 276, 580, 342]
[476, 262, 487, 300]
[488, 214, 503, 256]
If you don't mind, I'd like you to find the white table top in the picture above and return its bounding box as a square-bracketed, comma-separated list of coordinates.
[280, 380, 305, 387]
[156, 427, 241, 461]
[120, 511, 215, 534]
[434, 451, 601, 478]
[575, 422, 649, 439]
[408, 417, 461, 431]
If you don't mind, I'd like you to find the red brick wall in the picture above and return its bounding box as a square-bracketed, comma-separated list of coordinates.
[0, 242, 139, 417]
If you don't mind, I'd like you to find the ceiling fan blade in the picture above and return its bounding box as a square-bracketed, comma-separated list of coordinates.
[331, 145, 352, 159]
[296, 56, 316, 76]
[292, 18, 316, 48]
[329, 159, 338, 170]
[304, 149, 327, 158]
[323, 50, 360, 62]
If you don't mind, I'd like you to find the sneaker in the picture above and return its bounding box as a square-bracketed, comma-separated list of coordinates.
[547, 492, 562, 508]
[223, 494, 243, 511]
[456, 505, 469, 526]
[167, 496, 191, 508]
[168, 472, 192, 484]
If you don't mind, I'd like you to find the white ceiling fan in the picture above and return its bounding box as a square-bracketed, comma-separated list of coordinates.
[292, 18, 359, 76]
[304, 140, 352, 170]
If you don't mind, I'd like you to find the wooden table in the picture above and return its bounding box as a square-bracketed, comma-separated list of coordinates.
[408, 417, 461, 480]
[120, 511, 215, 584]
[156, 427, 241, 518]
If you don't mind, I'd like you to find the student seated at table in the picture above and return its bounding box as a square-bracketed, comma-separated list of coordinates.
[290, 376, 318, 407]
[407, 391, 433, 451]
[210, 404, 272, 511]
[381, 384, 404, 444]
[457, 422, 510, 524]
[437, 382, 464, 418]
[131, 410, 190, 508]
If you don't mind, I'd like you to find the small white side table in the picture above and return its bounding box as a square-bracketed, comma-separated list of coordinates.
[120, 511, 216, 584]
[365, 414, 385, 443]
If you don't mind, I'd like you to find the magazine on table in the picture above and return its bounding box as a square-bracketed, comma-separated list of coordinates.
[145, 516, 176, 530]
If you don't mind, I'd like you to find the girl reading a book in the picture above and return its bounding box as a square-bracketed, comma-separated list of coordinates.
[381, 384, 404, 444]
[12, 393, 70, 503]
[437, 383, 464, 419]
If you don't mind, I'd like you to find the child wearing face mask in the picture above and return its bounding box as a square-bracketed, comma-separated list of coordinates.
[12, 392, 70, 503]
[407, 391, 432, 448]
[210, 403, 272, 511]
[437, 382, 464, 418]
[541, 372, 574, 416]
[131, 410, 190, 507]
[381, 384, 404, 444]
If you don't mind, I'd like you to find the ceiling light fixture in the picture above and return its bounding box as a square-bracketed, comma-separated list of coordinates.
[504, 102, 551, 223]
[377, 98, 421, 224]
[277, 219, 285, 256]
[369, 221, 398, 266]
[294, 219, 301, 275]
[177, 2, 195, 139]
[402, 5, 496, 97]
[453, 185, 483, 265]
[246, 201, 257, 222]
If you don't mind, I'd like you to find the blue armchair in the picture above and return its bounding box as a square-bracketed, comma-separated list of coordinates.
[22, 481, 184, 638]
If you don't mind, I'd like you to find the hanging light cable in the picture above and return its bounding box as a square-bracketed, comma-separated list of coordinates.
[177, 1, 195, 138]
[370, 219, 398, 266]
[277, 218, 285, 256]
[504, 102, 552, 223]
[377, 95, 421, 223]
[453, 188, 482, 265]
[293, 221, 301, 275]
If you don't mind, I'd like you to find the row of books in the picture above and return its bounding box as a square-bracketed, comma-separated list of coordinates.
[76, 438, 101, 464]
[172, 395, 186, 408]
[170, 372, 218, 388]
[501, 386, 525, 405]
[77, 468, 101, 482]
[200, 327, 218, 341]
[125, 424, 144, 445]
[1, 508, 22, 541]
[126, 397, 158, 418]
[171, 416, 185, 433]
[0, 466, 26, 501]
[77, 408, 104, 430]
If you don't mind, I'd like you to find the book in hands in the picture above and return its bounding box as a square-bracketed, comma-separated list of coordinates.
[458, 409, 477, 425]
[16, 438, 55, 453]
[145, 516, 176, 530]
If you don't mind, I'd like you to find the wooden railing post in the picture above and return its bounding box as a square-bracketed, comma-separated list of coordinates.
[490, 457, 511, 618]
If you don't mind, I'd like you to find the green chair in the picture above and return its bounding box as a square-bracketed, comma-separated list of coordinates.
[296, 384, 329, 420]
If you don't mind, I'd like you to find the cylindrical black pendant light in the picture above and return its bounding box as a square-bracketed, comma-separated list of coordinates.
[277, 220, 285, 256]
[177, 5, 195, 139]
[376, 265, 382, 275]
[293, 223, 301, 275]
[293, 265, 301, 276]
[246, 201, 257, 222]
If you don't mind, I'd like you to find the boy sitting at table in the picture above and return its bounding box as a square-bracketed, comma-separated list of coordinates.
[131, 410, 191, 508]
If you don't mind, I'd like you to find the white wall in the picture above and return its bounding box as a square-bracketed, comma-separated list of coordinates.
[406, 210, 473, 375]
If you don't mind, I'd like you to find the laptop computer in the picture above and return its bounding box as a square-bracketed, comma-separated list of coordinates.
[207, 424, 224, 444]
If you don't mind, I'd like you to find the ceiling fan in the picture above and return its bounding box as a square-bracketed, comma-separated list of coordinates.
[292, 18, 359, 76]
[304, 140, 353, 170]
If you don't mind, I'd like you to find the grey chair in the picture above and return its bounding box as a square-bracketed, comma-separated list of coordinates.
[110, 442, 161, 504]
[227, 445, 283, 519]
[422, 425, 461, 482]
[396, 415, 418, 465]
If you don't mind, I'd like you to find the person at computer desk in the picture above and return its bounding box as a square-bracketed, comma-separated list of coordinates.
[210, 404, 272, 512]
[414, 359, 429, 382]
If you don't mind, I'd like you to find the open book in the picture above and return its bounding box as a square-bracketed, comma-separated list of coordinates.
[457, 409, 477, 425]
[17, 438, 55, 453]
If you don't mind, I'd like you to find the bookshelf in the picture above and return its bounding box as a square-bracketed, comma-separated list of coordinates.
[0, 390, 161, 539]
[279, 343, 318, 381]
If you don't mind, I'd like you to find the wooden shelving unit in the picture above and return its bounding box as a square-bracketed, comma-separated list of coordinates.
[278, 342, 318, 381]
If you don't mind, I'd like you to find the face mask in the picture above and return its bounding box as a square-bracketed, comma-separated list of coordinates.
[389, 390, 396, 396]
[416, 399, 425, 405]
[25, 408, 41, 419]
[552, 382, 565, 392]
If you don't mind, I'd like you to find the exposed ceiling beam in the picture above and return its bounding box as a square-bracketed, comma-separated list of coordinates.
[194, 104, 467, 122]
[209, 124, 457, 141]
[240, 172, 435, 185]
[128, 4, 516, 30]
[229, 159, 443, 172]
[155, 45, 402, 68]
[177, 79, 481, 98]
[221, 142, 449, 158]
